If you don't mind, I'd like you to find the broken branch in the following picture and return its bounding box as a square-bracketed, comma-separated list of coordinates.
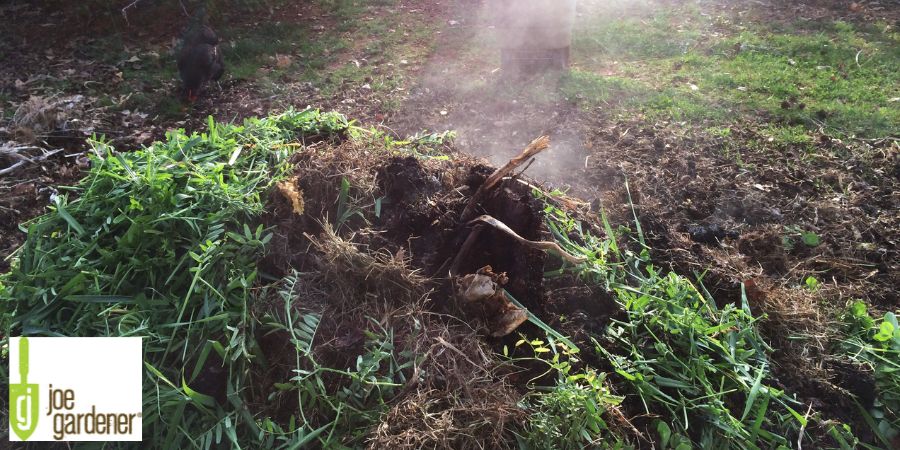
[0, 161, 28, 177]
[461, 135, 550, 220]
[0, 146, 64, 177]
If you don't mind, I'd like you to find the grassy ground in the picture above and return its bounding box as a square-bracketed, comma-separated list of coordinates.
[567, 1, 899, 138]
[0, 0, 438, 123]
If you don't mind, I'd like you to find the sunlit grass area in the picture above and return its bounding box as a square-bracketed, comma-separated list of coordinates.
[567, 6, 899, 140]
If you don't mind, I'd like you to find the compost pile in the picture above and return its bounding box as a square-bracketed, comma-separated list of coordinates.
[1, 110, 897, 449]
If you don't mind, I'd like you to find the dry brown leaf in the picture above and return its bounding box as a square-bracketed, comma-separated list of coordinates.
[276, 176, 305, 215]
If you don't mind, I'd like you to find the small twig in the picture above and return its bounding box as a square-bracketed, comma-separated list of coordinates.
[435, 336, 486, 372]
[0, 161, 28, 177]
[42, 149, 66, 158]
[0, 148, 65, 177]
[120, 0, 147, 23]
[1, 146, 43, 165]
[1, 145, 42, 154]
[122, 0, 192, 23]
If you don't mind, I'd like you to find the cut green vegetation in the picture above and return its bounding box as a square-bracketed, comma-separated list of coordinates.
[512, 337, 624, 449]
[839, 301, 900, 446]
[0, 109, 349, 448]
[543, 201, 820, 448]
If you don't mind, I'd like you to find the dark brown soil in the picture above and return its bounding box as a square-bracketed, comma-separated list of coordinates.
[738, 228, 789, 275]
[246, 147, 564, 446]
[0, 133, 88, 272]
[373, 154, 552, 313]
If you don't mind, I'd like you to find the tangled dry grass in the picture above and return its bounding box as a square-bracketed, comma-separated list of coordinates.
[260, 224, 527, 449]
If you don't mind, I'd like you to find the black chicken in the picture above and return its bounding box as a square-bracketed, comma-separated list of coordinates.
[177, 24, 224, 102]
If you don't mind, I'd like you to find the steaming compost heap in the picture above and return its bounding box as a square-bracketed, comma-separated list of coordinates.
[2, 110, 896, 448]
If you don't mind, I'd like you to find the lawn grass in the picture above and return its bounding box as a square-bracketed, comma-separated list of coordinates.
[566, 7, 900, 141]
[222, 22, 342, 81]
[305, 0, 437, 111]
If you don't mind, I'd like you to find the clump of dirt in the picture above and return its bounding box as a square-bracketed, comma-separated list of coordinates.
[543, 274, 619, 341]
[375, 155, 450, 257]
[738, 228, 789, 275]
[366, 150, 550, 311]
[378, 156, 443, 202]
[259, 138, 374, 275]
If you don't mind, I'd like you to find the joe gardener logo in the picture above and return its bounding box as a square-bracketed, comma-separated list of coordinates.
[10, 337, 38, 440]
[9, 337, 142, 442]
